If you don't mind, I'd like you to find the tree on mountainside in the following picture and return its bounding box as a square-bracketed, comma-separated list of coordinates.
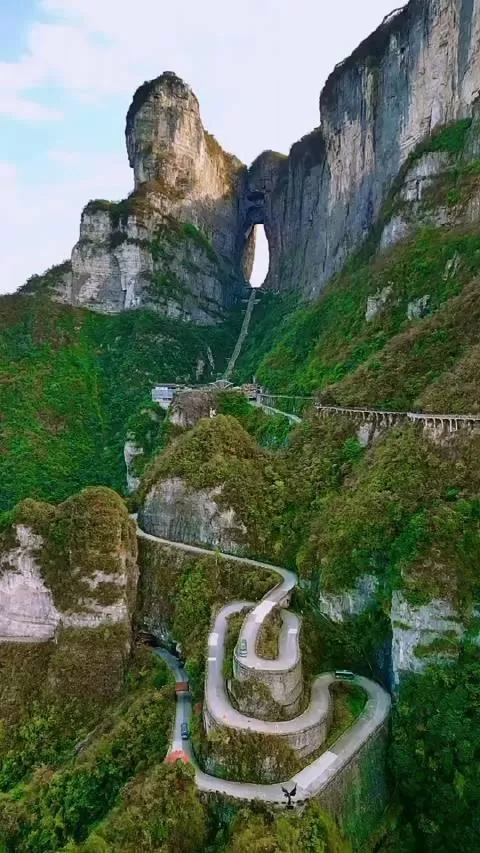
[226, 804, 351, 853]
[392, 658, 480, 852]
[79, 763, 206, 853]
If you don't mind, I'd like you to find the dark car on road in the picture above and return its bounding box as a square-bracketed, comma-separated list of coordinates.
[181, 722, 189, 740]
[238, 639, 248, 658]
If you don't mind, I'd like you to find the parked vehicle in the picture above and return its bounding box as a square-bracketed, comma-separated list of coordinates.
[238, 639, 248, 658]
[181, 722, 189, 740]
[334, 669, 355, 681]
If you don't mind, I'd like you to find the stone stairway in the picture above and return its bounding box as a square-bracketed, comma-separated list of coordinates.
[223, 288, 258, 380]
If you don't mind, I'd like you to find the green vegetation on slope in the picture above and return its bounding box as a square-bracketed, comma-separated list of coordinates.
[4, 117, 480, 850]
[216, 390, 294, 449]
[0, 624, 131, 793]
[225, 802, 351, 853]
[0, 487, 138, 792]
[140, 415, 284, 556]
[1, 487, 136, 611]
[74, 784, 349, 853]
[0, 294, 240, 512]
[391, 655, 480, 853]
[0, 650, 174, 852]
[238, 228, 480, 410]
[236, 121, 480, 414]
[76, 763, 207, 853]
[139, 409, 480, 608]
[137, 538, 277, 700]
[300, 426, 480, 606]
[137, 405, 480, 843]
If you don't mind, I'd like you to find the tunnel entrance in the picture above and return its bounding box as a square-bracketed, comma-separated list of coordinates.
[249, 225, 270, 288]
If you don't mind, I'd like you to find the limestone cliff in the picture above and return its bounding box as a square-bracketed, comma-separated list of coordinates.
[32, 2, 480, 312]
[138, 415, 279, 557]
[255, 0, 480, 297]
[379, 117, 480, 252]
[0, 488, 138, 745]
[68, 72, 247, 322]
[140, 476, 247, 553]
[0, 487, 137, 641]
[390, 592, 468, 687]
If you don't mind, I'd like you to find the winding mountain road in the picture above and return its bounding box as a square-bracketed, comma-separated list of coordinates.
[138, 525, 391, 804]
[140, 393, 478, 802]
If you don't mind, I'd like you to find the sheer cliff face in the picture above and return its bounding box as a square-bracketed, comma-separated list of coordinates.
[260, 0, 480, 297]
[69, 72, 246, 322]
[0, 488, 138, 642]
[51, 0, 480, 313]
[125, 73, 245, 264]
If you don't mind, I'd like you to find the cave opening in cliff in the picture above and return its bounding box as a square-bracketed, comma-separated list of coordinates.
[249, 225, 270, 288]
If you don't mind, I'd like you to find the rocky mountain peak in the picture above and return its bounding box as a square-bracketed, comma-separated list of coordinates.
[126, 71, 206, 191]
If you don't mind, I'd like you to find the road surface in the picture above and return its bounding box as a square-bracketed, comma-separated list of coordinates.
[254, 401, 302, 424]
[139, 526, 391, 804]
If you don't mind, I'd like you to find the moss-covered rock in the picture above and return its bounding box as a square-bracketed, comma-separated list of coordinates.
[0, 487, 140, 793]
[2, 486, 137, 616]
[139, 416, 283, 556]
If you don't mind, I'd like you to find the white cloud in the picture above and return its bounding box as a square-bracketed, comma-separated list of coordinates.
[2, 1, 401, 147]
[0, 94, 62, 121]
[0, 161, 18, 183]
[0, 151, 129, 293]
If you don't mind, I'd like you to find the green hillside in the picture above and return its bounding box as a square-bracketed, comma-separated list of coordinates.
[3, 118, 480, 853]
[237, 122, 480, 414]
[0, 292, 240, 512]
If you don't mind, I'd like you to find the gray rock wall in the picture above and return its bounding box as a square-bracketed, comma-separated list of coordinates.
[0, 523, 135, 642]
[44, 2, 480, 314]
[261, 0, 480, 297]
[317, 575, 379, 623]
[140, 476, 247, 553]
[390, 591, 466, 687]
[126, 73, 245, 268]
[63, 72, 247, 322]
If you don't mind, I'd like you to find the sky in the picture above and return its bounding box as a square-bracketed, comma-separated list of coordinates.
[0, 0, 400, 294]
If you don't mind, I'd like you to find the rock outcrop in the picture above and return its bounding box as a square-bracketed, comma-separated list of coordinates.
[65, 73, 247, 322]
[252, 0, 480, 297]
[27, 2, 480, 314]
[0, 488, 138, 642]
[0, 489, 139, 746]
[0, 525, 59, 642]
[140, 476, 247, 553]
[379, 120, 480, 252]
[316, 575, 379, 624]
[390, 592, 467, 687]
[169, 389, 218, 429]
[124, 439, 144, 494]
[138, 415, 277, 556]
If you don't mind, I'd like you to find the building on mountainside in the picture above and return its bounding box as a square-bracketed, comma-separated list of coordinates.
[241, 382, 261, 401]
[152, 384, 187, 409]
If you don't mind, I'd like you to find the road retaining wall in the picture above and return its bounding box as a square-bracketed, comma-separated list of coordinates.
[316, 722, 390, 852]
